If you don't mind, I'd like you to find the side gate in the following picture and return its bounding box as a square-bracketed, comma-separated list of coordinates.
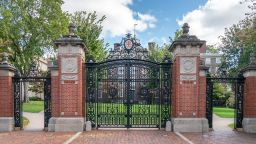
[85, 59, 172, 129]
[13, 76, 51, 129]
[206, 72, 244, 129]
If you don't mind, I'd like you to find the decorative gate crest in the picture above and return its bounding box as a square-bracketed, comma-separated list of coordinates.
[86, 34, 172, 128]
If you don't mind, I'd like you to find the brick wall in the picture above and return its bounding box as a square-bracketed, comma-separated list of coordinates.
[244, 77, 256, 117]
[171, 56, 205, 118]
[58, 55, 84, 117]
[51, 75, 59, 117]
[0, 76, 13, 117]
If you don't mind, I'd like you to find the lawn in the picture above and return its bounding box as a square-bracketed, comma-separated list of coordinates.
[228, 123, 234, 129]
[23, 101, 44, 113]
[22, 116, 29, 127]
[213, 107, 234, 118]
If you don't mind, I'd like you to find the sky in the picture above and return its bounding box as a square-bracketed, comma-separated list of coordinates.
[62, 0, 250, 48]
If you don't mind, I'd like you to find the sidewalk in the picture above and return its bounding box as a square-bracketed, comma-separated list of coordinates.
[23, 111, 44, 131]
[212, 114, 233, 131]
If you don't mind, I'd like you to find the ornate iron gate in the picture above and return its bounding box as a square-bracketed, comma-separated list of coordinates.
[13, 76, 51, 129]
[86, 59, 171, 128]
[206, 73, 244, 129]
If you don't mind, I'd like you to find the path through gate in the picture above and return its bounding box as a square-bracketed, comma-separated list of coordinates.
[206, 71, 244, 129]
[13, 75, 51, 129]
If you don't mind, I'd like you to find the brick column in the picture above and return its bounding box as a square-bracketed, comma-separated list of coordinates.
[0, 53, 16, 131]
[48, 24, 86, 132]
[170, 23, 209, 132]
[242, 55, 256, 133]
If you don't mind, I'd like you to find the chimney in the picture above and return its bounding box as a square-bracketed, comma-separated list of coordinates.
[114, 43, 121, 50]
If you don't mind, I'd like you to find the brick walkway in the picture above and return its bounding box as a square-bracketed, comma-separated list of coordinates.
[182, 131, 256, 144]
[0, 130, 256, 144]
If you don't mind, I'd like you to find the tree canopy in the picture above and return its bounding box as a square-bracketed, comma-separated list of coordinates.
[219, 1, 256, 76]
[69, 11, 108, 62]
[0, 0, 68, 76]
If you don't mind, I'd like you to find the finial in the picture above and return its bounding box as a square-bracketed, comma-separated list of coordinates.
[1, 52, 9, 64]
[162, 54, 171, 63]
[250, 53, 256, 65]
[182, 23, 190, 35]
[126, 33, 132, 38]
[68, 23, 76, 35]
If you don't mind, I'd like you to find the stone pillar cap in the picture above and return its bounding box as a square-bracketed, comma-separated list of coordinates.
[0, 53, 16, 71]
[54, 23, 87, 52]
[169, 23, 205, 52]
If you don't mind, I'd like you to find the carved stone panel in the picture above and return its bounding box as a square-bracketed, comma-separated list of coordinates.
[180, 57, 197, 74]
[180, 75, 196, 81]
[61, 57, 78, 74]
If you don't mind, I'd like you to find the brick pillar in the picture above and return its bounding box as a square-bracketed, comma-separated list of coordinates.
[48, 24, 86, 132]
[242, 55, 256, 133]
[0, 53, 16, 131]
[170, 23, 209, 132]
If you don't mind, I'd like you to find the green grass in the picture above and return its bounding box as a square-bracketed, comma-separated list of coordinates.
[22, 116, 29, 127]
[23, 101, 44, 113]
[213, 107, 234, 118]
[228, 123, 234, 129]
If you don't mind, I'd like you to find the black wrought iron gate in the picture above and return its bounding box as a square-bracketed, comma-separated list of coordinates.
[13, 76, 51, 129]
[206, 73, 244, 129]
[86, 59, 171, 128]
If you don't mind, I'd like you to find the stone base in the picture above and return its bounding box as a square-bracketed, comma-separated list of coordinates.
[243, 118, 256, 133]
[172, 118, 209, 132]
[48, 117, 84, 132]
[165, 121, 172, 131]
[0, 117, 14, 132]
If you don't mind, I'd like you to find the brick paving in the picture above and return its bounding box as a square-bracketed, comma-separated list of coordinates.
[0, 130, 256, 144]
[0, 131, 75, 144]
[182, 131, 256, 144]
[71, 130, 186, 144]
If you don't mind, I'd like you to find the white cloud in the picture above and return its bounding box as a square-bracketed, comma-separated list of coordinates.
[177, 0, 250, 45]
[62, 0, 157, 37]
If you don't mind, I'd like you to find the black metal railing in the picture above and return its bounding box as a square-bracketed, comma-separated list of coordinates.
[206, 73, 244, 129]
[13, 76, 51, 129]
[85, 59, 172, 128]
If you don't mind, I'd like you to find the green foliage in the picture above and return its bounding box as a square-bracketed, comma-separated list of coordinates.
[148, 43, 171, 62]
[0, 0, 68, 76]
[207, 45, 219, 53]
[213, 83, 233, 107]
[29, 96, 43, 101]
[213, 107, 234, 118]
[69, 11, 108, 62]
[23, 101, 44, 113]
[219, 3, 256, 76]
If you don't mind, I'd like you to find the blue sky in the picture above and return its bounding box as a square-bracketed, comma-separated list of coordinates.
[104, 0, 208, 47]
[62, 0, 249, 48]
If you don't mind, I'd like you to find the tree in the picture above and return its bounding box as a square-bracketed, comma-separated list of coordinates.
[147, 29, 183, 63]
[0, 0, 68, 102]
[212, 83, 233, 107]
[0, 0, 68, 76]
[69, 11, 108, 62]
[219, 1, 256, 76]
